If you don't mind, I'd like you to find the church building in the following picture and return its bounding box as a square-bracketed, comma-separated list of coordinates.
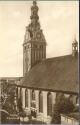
[17, 1, 79, 123]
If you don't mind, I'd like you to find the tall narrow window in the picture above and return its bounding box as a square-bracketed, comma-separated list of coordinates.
[34, 51, 35, 62]
[31, 90, 36, 108]
[39, 51, 41, 60]
[25, 89, 28, 107]
[35, 51, 36, 62]
[20, 88, 23, 103]
[32, 90, 35, 100]
[42, 50, 43, 58]
[16, 87, 18, 99]
[76, 96, 79, 104]
[39, 91, 43, 113]
[47, 92, 52, 116]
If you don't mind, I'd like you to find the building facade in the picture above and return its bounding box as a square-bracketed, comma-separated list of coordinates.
[0, 1, 78, 124]
[16, 1, 78, 123]
[17, 87, 78, 122]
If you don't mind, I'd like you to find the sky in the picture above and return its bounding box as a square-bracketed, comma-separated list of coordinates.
[0, 0, 79, 77]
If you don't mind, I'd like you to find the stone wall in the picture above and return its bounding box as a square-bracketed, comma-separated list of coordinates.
[17, 86, 78, 123]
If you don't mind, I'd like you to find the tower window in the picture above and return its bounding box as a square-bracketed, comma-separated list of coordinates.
[40, 45, 43, 49]
[24, 46, 26, 50]
[27, 45, 30, 48]
[34, 44, 37, 48]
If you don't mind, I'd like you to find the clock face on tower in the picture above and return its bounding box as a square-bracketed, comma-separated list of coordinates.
[36, 32, 41, 39]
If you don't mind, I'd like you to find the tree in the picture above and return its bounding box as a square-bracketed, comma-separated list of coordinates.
[1, 82, 17, 114]
[17, 98, 23, 113]
[51, 94, 75, 124]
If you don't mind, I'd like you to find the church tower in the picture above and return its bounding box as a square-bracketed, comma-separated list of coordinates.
[23, 0, 46, 76]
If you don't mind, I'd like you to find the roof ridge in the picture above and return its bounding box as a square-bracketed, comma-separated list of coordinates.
[46, 54, 72, 60]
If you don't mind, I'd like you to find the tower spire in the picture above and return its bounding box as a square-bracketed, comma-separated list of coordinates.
[23, 1, 46, 76]
[30, 0, 39, 23]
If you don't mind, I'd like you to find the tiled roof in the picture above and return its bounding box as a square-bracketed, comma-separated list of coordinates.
[21, 54, 78, 93]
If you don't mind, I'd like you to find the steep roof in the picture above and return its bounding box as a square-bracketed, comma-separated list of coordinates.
[21, 54, 78, 94]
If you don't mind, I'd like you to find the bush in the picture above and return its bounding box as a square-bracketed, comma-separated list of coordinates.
[56, 97, 75, 113]
[1, 84, 17, 114]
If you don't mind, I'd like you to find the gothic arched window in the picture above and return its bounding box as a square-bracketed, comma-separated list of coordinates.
[69, 94, 74, 103]
[39, 91, 43, 113]
[16, 87, 18, 99]
[25, 89, 28, 107]
[31, 90, 36, 108]
[20, 88, 23, 103]
[32, 90, 35, 100]
[47, 92, 53, 116]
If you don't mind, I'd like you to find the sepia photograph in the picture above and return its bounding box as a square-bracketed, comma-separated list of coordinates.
[0, 0, 79, 124]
